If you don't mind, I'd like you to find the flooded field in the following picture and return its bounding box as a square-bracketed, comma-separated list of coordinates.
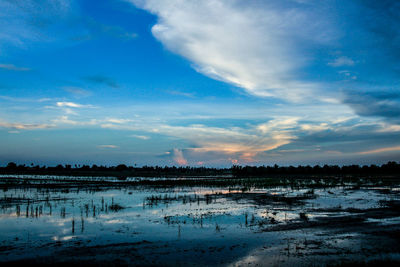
[0, 177, 400, 266]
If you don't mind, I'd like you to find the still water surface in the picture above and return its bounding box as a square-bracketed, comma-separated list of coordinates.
[0, 183, 399, 265]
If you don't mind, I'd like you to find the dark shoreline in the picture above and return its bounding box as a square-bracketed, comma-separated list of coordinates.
[1, 161, 399, 179]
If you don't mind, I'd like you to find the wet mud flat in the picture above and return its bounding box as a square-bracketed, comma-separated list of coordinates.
[0, 176, 400, 266]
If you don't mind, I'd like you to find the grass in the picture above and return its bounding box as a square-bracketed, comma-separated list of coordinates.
[2, 175, 400, 191]
[108, 203, 124, 212]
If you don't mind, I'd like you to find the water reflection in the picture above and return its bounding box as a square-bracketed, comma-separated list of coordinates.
[0, 185, 399, 265]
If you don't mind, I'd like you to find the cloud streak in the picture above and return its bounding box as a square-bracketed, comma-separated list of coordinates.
[83, 75, 119, 88]
[0, 63, 30, 71]
[56, 102, 94, 108]
[98, 145, 119, 149]
[0, 0, 73, 49]
[0, 120, 52, 130]
[358, 146, 400, 155]
[328, 56, 355, 67]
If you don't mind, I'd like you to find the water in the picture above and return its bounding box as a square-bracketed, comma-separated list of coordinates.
[0, 183, 399, 266]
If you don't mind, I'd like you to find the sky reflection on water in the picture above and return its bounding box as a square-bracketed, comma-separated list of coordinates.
[0, 185, 399, 265]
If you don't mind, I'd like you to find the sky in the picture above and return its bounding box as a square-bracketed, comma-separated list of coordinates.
[0, 0, 399, 167]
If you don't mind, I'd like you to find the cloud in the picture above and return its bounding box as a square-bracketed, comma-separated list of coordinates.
[357, 146, 400, 155]
[328, 56, 355, 67]
[357, 1, 400, 63]
[130, 134, 150, 140]
[0, 0, 73, 49]
[166, 90, 195, 98]
[83, 75, 120, 88]
[0, 95, 51, 102]
[70, 17, 137, 41]
[56, 102, 94, 108]
[63, 86, 92, 97]
[342, 90, 400, 121]
[52, 116, 98, 126]
[52, 116, 79, 125]
[376, 123, 400, 133]
[282, 120, 400, 159]
[300, 123, 331, 132]
[98, 145, 119, 149]
[172, 148, 187, 165]
[85, 113, 300, 163]
[129, 0, 338, 101]
[155, 119, 298, 162]
[0, 63, 30, 71]
[0, 0, 137, 54]
[106, 118, 133, 124]
[0, 120, 52, 130]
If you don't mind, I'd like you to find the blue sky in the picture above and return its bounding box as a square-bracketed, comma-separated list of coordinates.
[0, 0, 399, 167]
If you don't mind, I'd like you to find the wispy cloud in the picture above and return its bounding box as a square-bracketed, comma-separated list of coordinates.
[0, 0, 137, 54]
[56, 102, 94, 108]
[70, 17, 137, 42]
[98, 144, 119, 149]
[0, 95, 51, 102]
[166, 90, 195, 98]
[0, 120, 52, 130]
[83, 75, 119, 88]
[0, 63, 30, 71]
[63, 86, 92, 98]
[328, 56, 355, 67]
[358, 146, 400, 155]
[130, 134, 150, 140]
[52, 116, 98, 126]
[106, 118, 133, 124]
[0, 0, 73, 49]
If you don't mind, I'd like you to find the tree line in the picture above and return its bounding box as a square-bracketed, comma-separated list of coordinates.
[0, 161, 399, 177]
[232, 161, 400, 177]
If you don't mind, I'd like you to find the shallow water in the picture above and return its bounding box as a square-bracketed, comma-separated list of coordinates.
[0, 183, 399, 266]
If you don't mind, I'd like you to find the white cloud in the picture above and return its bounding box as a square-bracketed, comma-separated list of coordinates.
[52, 116, 79, 125]
[172, 148, 187, 165]
[376, 123, 400, 133]
[130, 134, 150, 140]
[56, 102, 94, 108]
[52, 116, 98, 126]
[0, 120, 52, 130]
[328, 56, 355, 67]
[106, 118, 133, 124]
[300, 122, 331, 132]
[257, 117, 299, 134]
[129, 0, 338, 101]
[98, 145, 119, 149]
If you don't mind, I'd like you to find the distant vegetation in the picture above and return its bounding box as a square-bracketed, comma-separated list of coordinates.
[0, 161, 399, 178]
[232, 161, 400, 177]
